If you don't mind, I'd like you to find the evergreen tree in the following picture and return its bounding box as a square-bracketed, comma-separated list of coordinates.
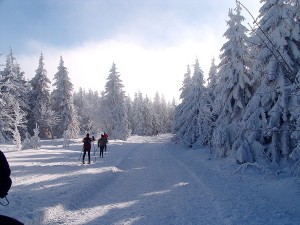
[205, 58, 219, 144]
[51, 56, 79, 138]
[125, 94, 133, 135]
[73, 88, 93, 134]
[179, 65, 192, 100]
[142, 96, 155, 136]
[160, 95, 170, 133]
[212, 4, 254, 157]
[235, 0, 300, 164]
[12, 101, 24, 150]
[28, 53, 55, 138]
[172, 58, 206, 147]
[153, 92, 163, 134]
[0, 49, 29, 140]
[289, 0, 300, 175]
[172, 65, 192, 136]
[101, 63, 129, 140]
[207, 58, 218, 107]
[131, 92, 144, 135]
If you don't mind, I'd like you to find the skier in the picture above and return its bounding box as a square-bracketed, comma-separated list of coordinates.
[0, 150, 24, 225]
[82, 133, 93, 164]
[103, 132, 108, 152]
[0, 150, 11, 200]
[98, 134, 106, 158]
[0, 215, 24, 225]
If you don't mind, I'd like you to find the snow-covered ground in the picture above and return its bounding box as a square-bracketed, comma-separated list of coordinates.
[1, 134, 300, 225]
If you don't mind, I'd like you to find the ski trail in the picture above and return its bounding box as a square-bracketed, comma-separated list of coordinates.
[62, 139, 227, 225]
[6, 135, 300, 225]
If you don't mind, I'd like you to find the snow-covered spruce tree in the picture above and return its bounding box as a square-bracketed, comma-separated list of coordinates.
[51, 56, 79, 138]
[160, 95, 172, 133]
[0, 53, 8, 142]
[235, 0, 300, 166]
[28, 53, 56, 138]
[142, 96, 155, 136]
[206, 58, 218, 111]
[73, 88, 101, 135]
[1, 49, 29, 140]
[172, 65, 192, 138]
[285, 0, 300, 174]
[204, 58, 219, 145]
[152, 92, 164, 134]
[12, 101, 25, 150]
[167, 98, 177, 132]
[101, 63, 129, 140]
[172, 58, 207, 147]
[31, 123, 40, 149]
[179, 65, 192, 100]
[73, 88, 94, 134]
[131, 91, 145, 135]
[212, 4, 254, 157]
[124, 94, 133, 135]
[86, 89, 102, 133]
[131, 92, 172, 136]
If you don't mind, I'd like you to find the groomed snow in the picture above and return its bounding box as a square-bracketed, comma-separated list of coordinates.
[1, 134, 300, 225]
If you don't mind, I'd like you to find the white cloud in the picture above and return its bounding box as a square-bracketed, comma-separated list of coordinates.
[15, 0, 262, 102]
[17, 27, 221, 102]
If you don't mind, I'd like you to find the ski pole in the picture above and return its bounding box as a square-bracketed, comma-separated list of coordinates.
[93, 142, 96, 162]
[78, 148, 83, 163]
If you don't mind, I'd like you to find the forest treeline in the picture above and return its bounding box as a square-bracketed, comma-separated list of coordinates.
[173, 1, 300, 175]
[0, 52, 174, 143]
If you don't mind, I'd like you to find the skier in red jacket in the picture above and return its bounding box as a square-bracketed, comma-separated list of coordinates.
[103, 132, 108, 152]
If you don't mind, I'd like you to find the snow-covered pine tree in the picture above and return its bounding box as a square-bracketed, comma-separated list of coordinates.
[12, 101, 24, 150]
[160, 95, 171, 133]
[131, 92, 141, 135]
[236, 0, 300, 166]
[204, 58, 219, 145]
[31, 123, 40, 149]
[179, 65, 192, 100]
[172, 65, 192, 137]
[73, 88, 94, 134]
[152, 92, 163, 134]
[101, 63, 129, 140]
[131, 91, 145, 135]
[142, 96, 155, 136]
[28, 53, 55, 138]
[285, 0, 300, 174]
[212, 4, 253, 157]
[86, 89, 102, 133]
[207, 58, 218, 110]
[124, 94, 133, 135]
[172, 58, 206, 147]
[1, 49, 29, 140]
[51, 56, 79, 138]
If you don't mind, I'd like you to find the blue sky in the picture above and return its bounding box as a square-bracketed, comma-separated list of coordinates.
[0, 0, 261, 101]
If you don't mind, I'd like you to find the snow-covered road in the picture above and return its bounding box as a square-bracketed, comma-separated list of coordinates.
[2, 134, 300, 225]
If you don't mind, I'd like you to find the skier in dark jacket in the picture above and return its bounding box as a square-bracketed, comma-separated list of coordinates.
[98, 134, 106, 158]
[82, 133, 93, 164]
[0, 150, 11, 199]
[0, 150, 24, 225]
